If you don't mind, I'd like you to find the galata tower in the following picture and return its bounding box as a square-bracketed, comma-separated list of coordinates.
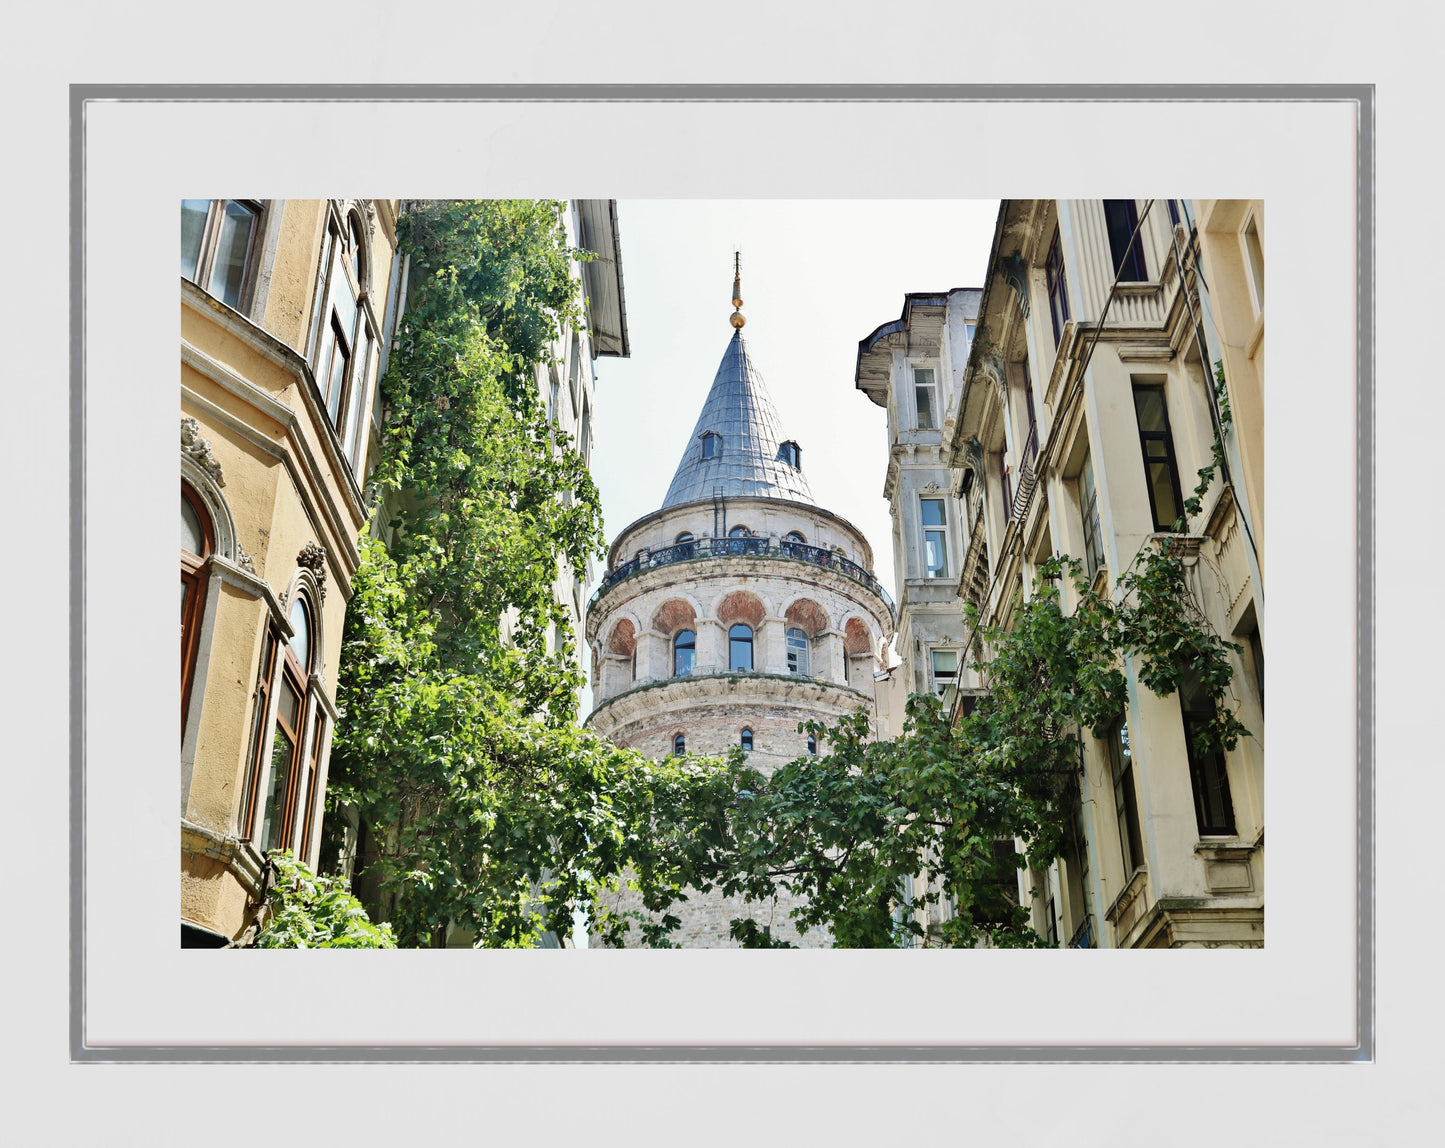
[585, 259, 895, 947]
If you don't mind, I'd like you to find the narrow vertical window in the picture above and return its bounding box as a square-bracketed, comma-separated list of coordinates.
[1078, 452, 1105, 579]
[740, 728, 753, 752]
[913, 367, 937, 430]
[931, 649, 958, 696]
[1131, 384, 1186, 531]
[1181, 674, 1237, 837]
[807, 734, 818, 756]
[1108, 720, 1145, 876]
[729, 624, 753, 672]
[673, 629, 696, 677]
[181, 485, 213, 733]
[1242, 215, 1264, 312]
[307, 207, 377, 472]
[921, 497, 949, 578]
[673, 733, 686, 756]
[1046, 229, 1070, 346]
[1104, 200, 1148, 281]
[786, 627, 810, 676]
[701, 432, 720, 459]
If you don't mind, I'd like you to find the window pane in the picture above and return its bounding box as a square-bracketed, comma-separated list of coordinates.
[787, 628, 810, 676]
[674, 630, 695, 677]
[207, 200, 258, 308]
[276, 675, 300, 734]
[325, 323, 350, 423]
[260, 726, 293, 851]
[920, 498, 946, 527]
[288, 598, 310, 670]
[332, 271, 358, 350]
[913, 367, 935, 386]
[181, 200, 210, 281]
[182, 494, 205, 554]
[932, 649, 958, 675]
[1132, 388, 1167, 432]
[925, 531, 948, 577]
[1148, 462, 1180, 527]
[729, 624, 753, 672]
[916, 385, 936, 429]
[1244, 218, 1264, 305]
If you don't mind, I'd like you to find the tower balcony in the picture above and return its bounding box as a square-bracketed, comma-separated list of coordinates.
[588, 536, 895, 617]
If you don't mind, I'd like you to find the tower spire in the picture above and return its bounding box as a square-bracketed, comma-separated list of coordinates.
[730, 251, 746, 329]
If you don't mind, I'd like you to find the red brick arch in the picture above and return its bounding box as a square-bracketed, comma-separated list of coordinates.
[716, 590, 766, 629]
[651, 598, 697, 637]
[784, 597, 829, 638]
[843, 617, 873, 656]
[606, 618, 636, 656]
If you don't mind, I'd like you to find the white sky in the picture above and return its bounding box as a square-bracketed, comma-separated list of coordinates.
[585, 199, 1000, 703]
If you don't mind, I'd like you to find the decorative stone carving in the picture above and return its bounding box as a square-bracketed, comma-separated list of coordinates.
[181, 417, 225, 487]
[361, 198, 378, 239]
[921, 481, 941, 494]
[999, 253, 1030, 318]
[297, 541, 329, 601]
[981, 350, 1007, 405]
[235, 543, 255, 574]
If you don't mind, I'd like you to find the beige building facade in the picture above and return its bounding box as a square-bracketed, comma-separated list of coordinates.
[180, 199, 403, 946]
[934, 199, 1264, 948]
[586, 278, 894, 947]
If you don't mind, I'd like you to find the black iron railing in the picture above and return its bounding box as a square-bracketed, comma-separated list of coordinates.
[590, 536, 894, 612]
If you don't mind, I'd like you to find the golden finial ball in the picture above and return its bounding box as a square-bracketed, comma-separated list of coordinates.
[731, 310, 746, 328]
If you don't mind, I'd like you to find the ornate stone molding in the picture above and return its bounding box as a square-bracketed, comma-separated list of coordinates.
[297, 541, 329, 601]
[999, 253, 1030, 318]
[361, 198, 378, 239]
[235, 542, 256, 574]
[181, 417, 225, 487]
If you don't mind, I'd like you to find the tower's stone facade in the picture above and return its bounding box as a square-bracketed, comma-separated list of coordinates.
[585, 293, 894, 947]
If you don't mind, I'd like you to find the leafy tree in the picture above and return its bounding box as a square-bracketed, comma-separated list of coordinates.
[252, 851, 396, 949]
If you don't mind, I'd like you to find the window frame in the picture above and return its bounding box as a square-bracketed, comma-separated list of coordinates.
[777, 439, 802, 468]
[912, 365, 939, 430]
[701, 432, 721, 460]
[1241, 212, 1265, 315]
[740, 728, 754, 753]
[930, 648, 959, 697]
[182, 199, 265, 311]
[307, 205, 379, 473]
[673, 733, 686, 757]
[1078, 451, 1105, 580]
[920, 496, 949, 579]
[1045, 228, 1071, 347]
[673, 629, 696, 677]
[1181, 676, 1238, 838]
[181, 483, 214, 734]
[786, 626, 811, 676]
[729, 624, 754, 672]
[1131, 383, 1187, 532]
[1107, 718, 1145, 877]
[241, 589, 326, 860]
[1103, 199, 1149, 282]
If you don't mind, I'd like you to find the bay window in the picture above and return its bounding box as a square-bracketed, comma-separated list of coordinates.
[921, 497, 949, 578]
[307, 205, 378, 471]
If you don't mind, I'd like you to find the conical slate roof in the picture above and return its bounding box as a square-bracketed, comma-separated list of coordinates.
[662, 330, 814, 508]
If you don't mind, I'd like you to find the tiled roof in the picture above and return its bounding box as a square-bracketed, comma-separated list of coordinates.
[661, 330, 814, 508]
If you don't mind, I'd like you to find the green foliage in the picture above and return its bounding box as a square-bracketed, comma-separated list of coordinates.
[595, 544, 1249, 950]
[252, 851, 396, 949]
[330, 200, 643, 946]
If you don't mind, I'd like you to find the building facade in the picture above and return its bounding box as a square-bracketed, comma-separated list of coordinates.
[937, 199, 1264, 948]
[181, 199, 404, 946]
[585, 269, 894, 947]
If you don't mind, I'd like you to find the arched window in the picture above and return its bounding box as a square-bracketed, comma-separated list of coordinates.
[784, 530, 806, 544]
[741, 728, 753, 752]
[807, 734, 818, 756]
[675, 531, 694, 544]
[673, 629, 696, 677]
[243, 589, 325, 861]
[675, 531, 695, 558]
[786, 627, 811, 676]
[728, 525, 751, 538]
[729, 624, 753, 672]
[181, 484, 213, 732]
[307, 204, 378, 471]
[701, 432, 721, 459]
[673, 733, 686, 756]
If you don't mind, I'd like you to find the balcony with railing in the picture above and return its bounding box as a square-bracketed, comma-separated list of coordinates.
[589, 535, 894, 613]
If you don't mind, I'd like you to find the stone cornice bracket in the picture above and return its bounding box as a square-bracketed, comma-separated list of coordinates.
[181, 416, 225, 487]
[999, 253, 1030, 318]
[361, 198, 378, 239]
[981, 351, 1007, 406]
[297, 540, 329, 601]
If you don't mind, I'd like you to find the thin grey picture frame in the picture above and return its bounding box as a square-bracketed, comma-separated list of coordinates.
[71, 82, 1373, 1064]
